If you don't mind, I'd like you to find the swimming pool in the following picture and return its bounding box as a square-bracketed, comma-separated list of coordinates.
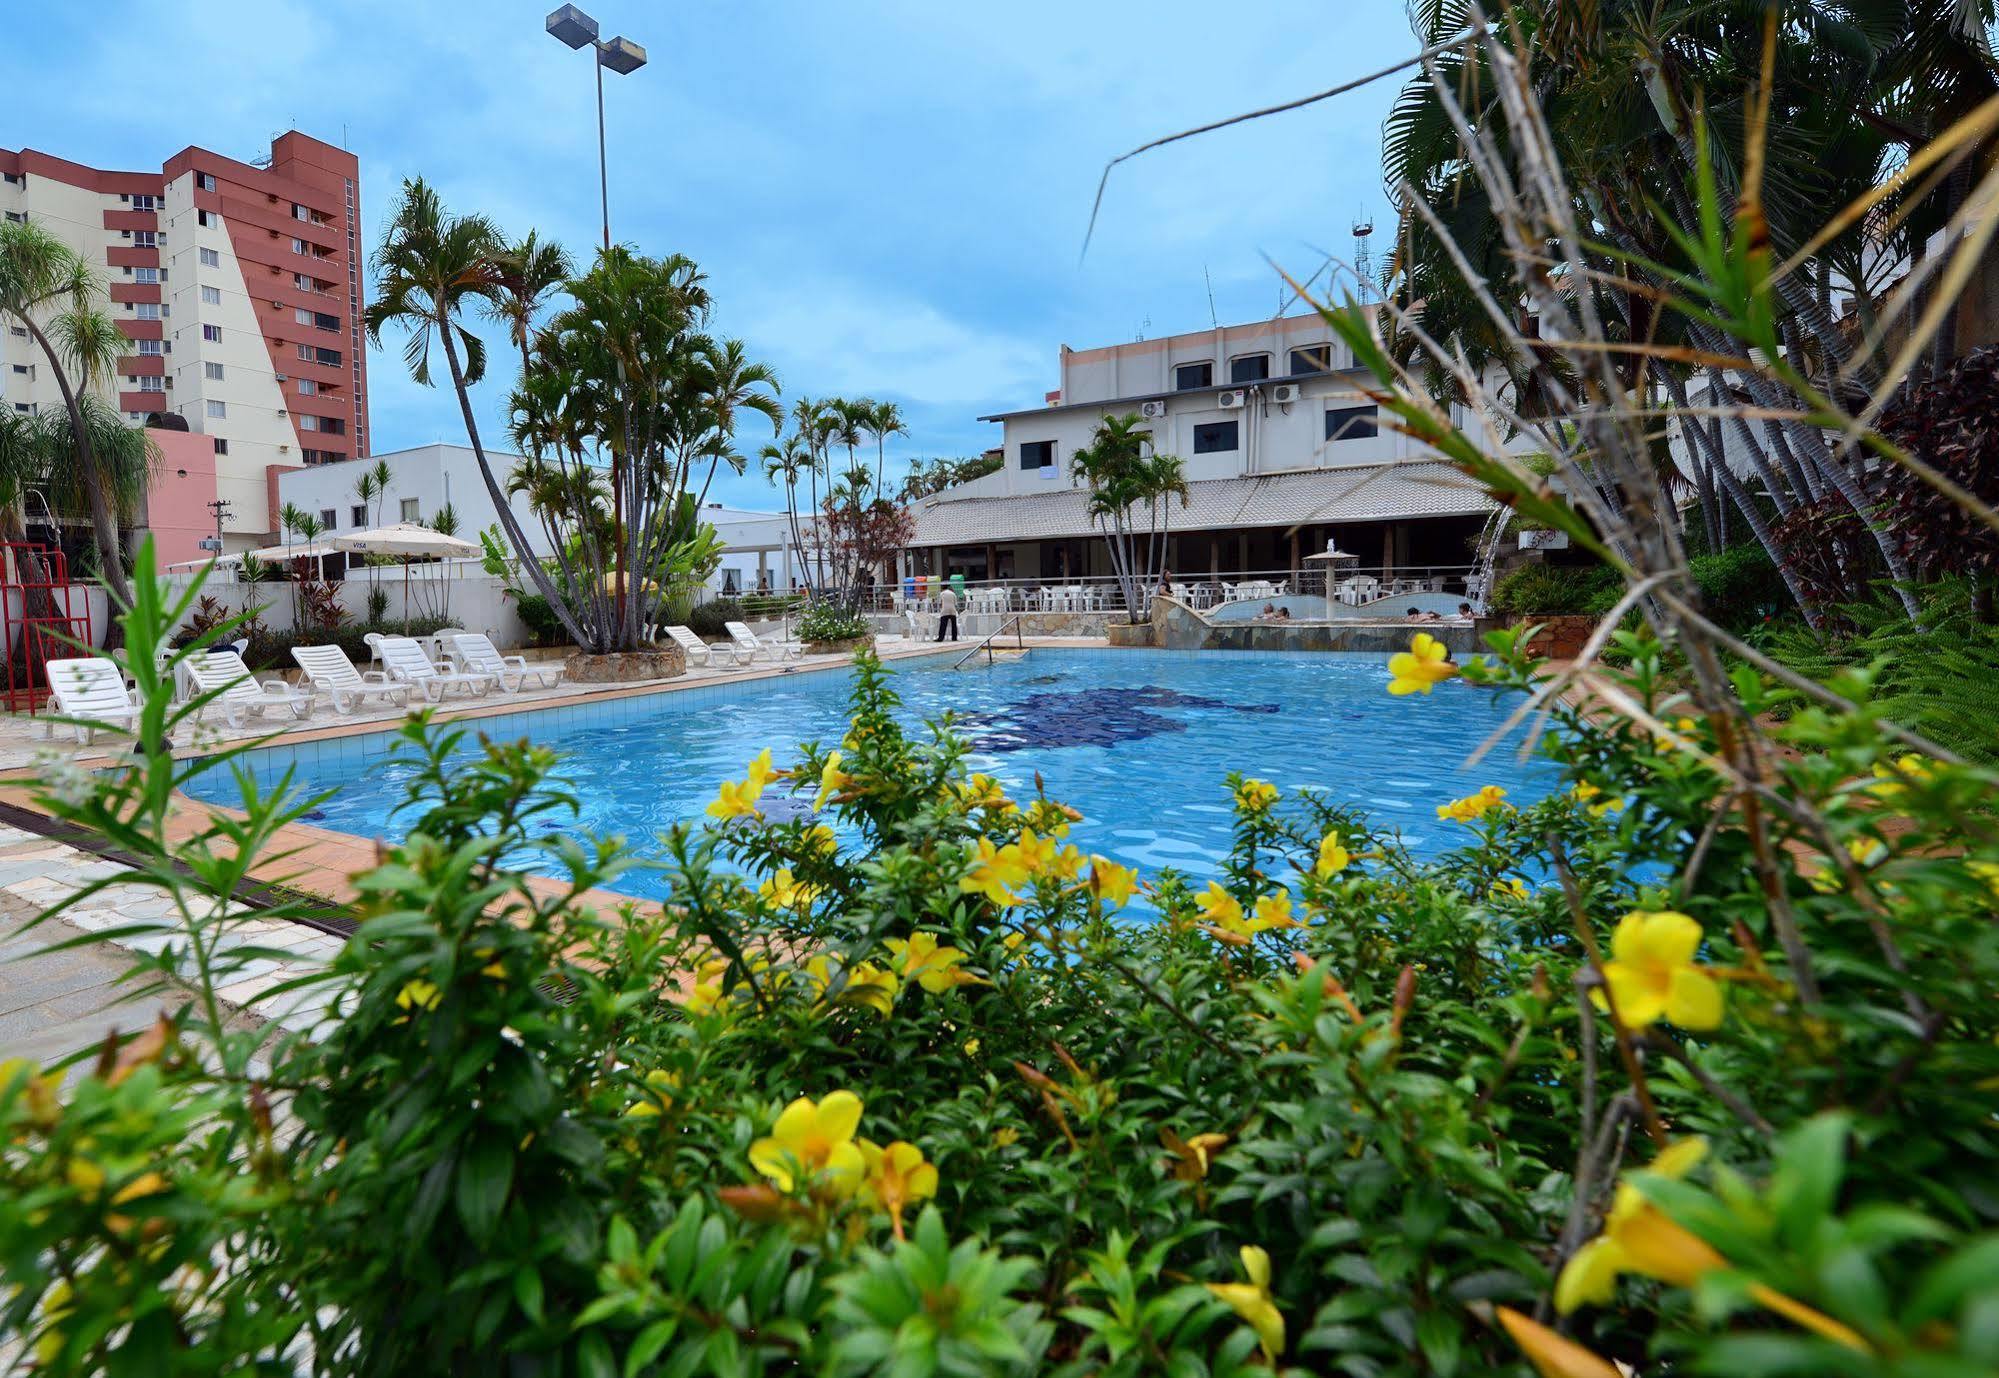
[185, 648, 1562, 899]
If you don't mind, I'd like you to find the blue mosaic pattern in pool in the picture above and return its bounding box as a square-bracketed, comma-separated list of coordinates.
[184, 648, 1562, 899]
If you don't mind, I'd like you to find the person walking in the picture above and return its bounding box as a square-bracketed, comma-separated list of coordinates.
[935, 584, 961, 642]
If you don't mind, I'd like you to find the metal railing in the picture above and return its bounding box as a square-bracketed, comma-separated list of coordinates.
[874, 565, 1482, 615]
[953, 615, 1024, 670]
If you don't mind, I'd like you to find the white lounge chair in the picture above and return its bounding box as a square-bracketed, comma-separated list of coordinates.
[186, 650, 313, 728]
[449, 632, 562, 693]
[376, 635, 495, 702]
[662, 624, 750, 668]
[725, 620, 800, 662]
[43, 656, 140, 743]
[292, 644, 412, 715]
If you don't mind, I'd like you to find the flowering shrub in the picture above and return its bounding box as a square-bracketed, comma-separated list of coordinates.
[2, 555, 1997, 1376]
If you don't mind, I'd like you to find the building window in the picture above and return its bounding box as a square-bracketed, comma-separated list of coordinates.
[293, 272, 314, 291]
[351, 504, 367, 526]
[135, 267, 158, 284]
[297, 378, 318, 395]
[314, 347, 341, 366]
[299, 414, 321, 432]
[314, 312, 338, 331]
[291, 238, 307, 255]
[200, 285, 221, 305]
[294, 204, 312, 221]
[400, 498, 420, 522]
[213, 438, 228, 455]
[8, 326, 24, 338]
[319, 508, 337, 529]
[1228, 353, 1270, 384]
[204, 362, 224, 381]
[1019, 440, 1055, 470]
[133, 230, 160, 248]
[2, 172, 21, 186]
[199, 247, 219, 268]
[4, 211, 26, 225]
[197, 209, 214, 227]
[137, 339, 162, 356]
[131, 193, 158, 211]
[1193, 421, 1239, 454]
[1173, 361, 1213, 391]
[134, 303, 160, 320]
[11, 363, 31, 377]
[294, 307, 313, 325]
[1324, 404, 1378, 442]
[137, 377, 164, 393]
[203, 324, 222, 343]
[206, 399, 226, 419]
[1289, 344, 1333, 375]
[196, 173, 216, 193]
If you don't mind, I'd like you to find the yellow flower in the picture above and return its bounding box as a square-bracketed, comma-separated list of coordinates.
[684, 956, 732, 1016]
[803, 824, 839, 858]
[858, 1138, 938, 1240]
[1571, 781, 1624, 818]
[1086, 856, 1140, 908]
[1498, 1306, 1622, 1378]
[748, 1091, 866, 1195]
[992, 1126, 1020, 1148]
[960, 836, 1029, 907]
[1234, 778, 1279, 812]
[1049, 843, 1087, 882]
[1161, 1127, 1230, 1184]
[1206, 1244, 1284, 1362]
[956, 773, 1013, 811]
[1012, 828, 1059, 877]
[1438, 784, 1510, 823]
[814, 751, 855, 809]
[1968, 860, 1999, 899]
[1314, 831, 1351, 878]
[1591, 911, 1724, 1031]
[1023, 798, 1081, 837]
[1556, 1138, 1719, 1313]
[803, 954, 900, 1018]
[0, 1058, 61, 1130]
[1809, 838, 1888, 893]
[1491, 877, 1531, 901]
[1195, 881, 1244, 928]
[395, 979, 441, 1014]
[623, 1069, 681, 1121]
[1387, 632, 1457, 696]
[887, 932, 987, 994]
[1250, 891, 1297, 933]
[1867, 752, 1936, 800]
[759, 867, 821, 913]
[708, 777, 765, 821]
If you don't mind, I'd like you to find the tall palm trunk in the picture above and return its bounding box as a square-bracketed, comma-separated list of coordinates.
[437, 321, 591, 649]
[19, 314, 129, 615]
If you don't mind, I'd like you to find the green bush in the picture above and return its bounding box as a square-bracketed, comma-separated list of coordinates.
[1490, 561, 1617, 616]
[1688, 542, 1789, 632]
[7, 554, 1999, 1378]
[243, 615, 454, 672]
[514, 592, 564, 647]
[795, 600, 871, 643]
[688, 598, 744, 638]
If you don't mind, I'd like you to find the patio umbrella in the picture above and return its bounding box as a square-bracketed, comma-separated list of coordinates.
[333, 523, 481, 631]
[1304, 545, 1360, 615]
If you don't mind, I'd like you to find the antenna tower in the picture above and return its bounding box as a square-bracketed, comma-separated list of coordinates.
[1352, 213, 1376, 305]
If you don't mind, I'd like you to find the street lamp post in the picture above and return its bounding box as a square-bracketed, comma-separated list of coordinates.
[544, 5, 648, 253]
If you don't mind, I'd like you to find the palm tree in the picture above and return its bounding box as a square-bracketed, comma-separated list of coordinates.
[366, 178, 585, 646]
[1070, 413, 1186, 623]
[485, 230, 573, 378]
[691, 337, 781, 507]
[761, 433, 811, 591]
[0, 220, 130, 604]
[790, 397, 832, 590]
[865, 398, 907, 500]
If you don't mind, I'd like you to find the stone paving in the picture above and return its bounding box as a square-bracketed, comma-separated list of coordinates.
[0, 825, 339, 1066]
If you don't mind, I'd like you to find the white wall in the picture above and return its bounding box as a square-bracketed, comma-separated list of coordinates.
[167, 569, 533, 647]
[278, 443, 557, 553]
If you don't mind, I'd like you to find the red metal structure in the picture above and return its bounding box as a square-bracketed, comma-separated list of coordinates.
[1, 541, 90, 714]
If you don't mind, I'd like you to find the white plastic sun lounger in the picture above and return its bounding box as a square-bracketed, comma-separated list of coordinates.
[663, 624, 750, 667]
[725, 620, 800, 662]
[291, 644, 412, 715]
[450, 632, 562, 693]
[186, 650, 313, 728]
[376, 635, 495, 702]
[43, 656, 141, 743]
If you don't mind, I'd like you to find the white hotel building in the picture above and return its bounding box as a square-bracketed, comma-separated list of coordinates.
[905, 312, 1496, 586]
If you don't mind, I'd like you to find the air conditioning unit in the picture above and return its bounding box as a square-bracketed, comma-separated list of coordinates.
[1217, 389, 1246, 410]
[1139, 399, 1168, 419]
[1271, 383, 1302, 405]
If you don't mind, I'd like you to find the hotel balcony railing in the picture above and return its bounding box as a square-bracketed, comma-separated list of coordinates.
[863, 565, 1484, 615]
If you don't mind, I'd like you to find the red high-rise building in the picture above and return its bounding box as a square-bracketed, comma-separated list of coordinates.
[1, 131, 369, 552]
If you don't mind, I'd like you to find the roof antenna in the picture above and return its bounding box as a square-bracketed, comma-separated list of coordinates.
[1203, 265, 1218, 327]
[1352, 211, 1376, 305]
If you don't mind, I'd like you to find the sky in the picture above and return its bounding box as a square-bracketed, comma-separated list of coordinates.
[2, 1, 1419, 510]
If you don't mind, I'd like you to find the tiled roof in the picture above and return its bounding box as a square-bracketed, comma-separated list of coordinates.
[908, 462, 1493, 546]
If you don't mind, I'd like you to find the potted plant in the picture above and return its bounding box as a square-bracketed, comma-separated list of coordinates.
[1487, 562, 1614, 659]
[795, 599, 873, 655]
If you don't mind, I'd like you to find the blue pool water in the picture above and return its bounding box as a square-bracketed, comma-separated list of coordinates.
[186, 648, 1562, 899]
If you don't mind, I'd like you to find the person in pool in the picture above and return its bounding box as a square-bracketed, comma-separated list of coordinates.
[1408, 607, 1444, 623]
